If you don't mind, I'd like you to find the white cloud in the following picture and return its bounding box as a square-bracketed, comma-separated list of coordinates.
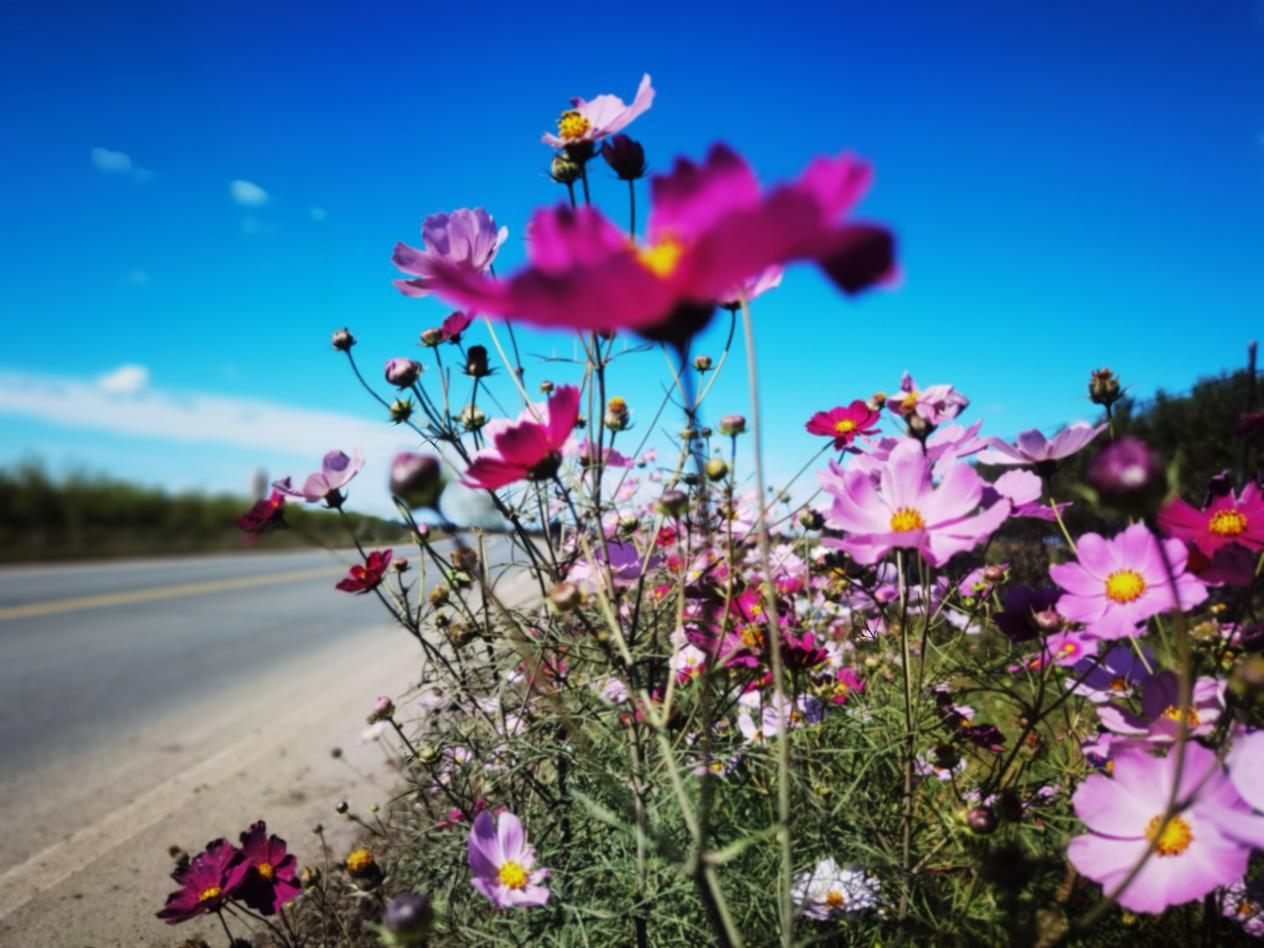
[309, 206, 328, 222]
[123, 269, 151, 287]
[97, 364, 151, 394]
[91, 147, 132, 173]
[229, 179, 269, 206]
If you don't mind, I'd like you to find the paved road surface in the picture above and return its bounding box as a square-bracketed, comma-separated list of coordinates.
[0, 539, 520, 946]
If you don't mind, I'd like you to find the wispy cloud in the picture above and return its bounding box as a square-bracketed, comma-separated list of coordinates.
[90, 147, 154, 183]
[229, 179, 269, 206]
[97, 364, 150, 394]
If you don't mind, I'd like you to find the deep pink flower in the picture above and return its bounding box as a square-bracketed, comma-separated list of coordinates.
[805, 400, 881, 450]
[541, 74, 655, 148]
[721, 264, 784, 309]
[829, 668, 864, 705]
[236, 491, 285, 535]
[887, 373, 968, 426]
[440, 310, 474, 343]
[467, 811, 550, 908]
[274, 450, 363, 505]
[236, 821, 302, 916]
[336, 550, 393, 593]
[1157, 483, 1264, 558]
[822, 438, 1010, 567]
[977, 422, 1106, 470]
[1048, 524, 1208, 641]
[392, 209, 507, 298]
[1068, 743, 1263, 914]
[463, 386, 580, 489]
[157, 839, 249, 924]
[416, 144, 893, 335]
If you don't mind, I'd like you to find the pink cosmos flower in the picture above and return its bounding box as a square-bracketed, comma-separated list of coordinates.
[981, 468, 1069, 521]
[888, 373, 968, 426]
[440, 310, 474, 343]
[1229, 730, 1264, 812]
[416, 144, 894, 335]
[237, 821, 302, 916]
[829, 668, 864, 705]
[1048, 524, 1208, 641]
[1157, 483, 1264, 558]
[822, 438, 1010, 567]
[805, 400, 881, 450]
[336, 550, 393, 593]
[577, 438, 633, 468]
[541, 74, 655, 148]
[1068, 742, 1264, 914]
[463, 385, 580, 489]
[467, 811, 550, 908]
[1097, 671, 1225, 743]
[392, 209, 508, 298]
[157, 839, 249, 924]
[977, 422, 1106, 470]
[236, 491, 285, 535]
[274, 450, 364, 505]
[721, 263, 784, 308]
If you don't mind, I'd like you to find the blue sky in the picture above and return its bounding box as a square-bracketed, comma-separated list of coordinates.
[2, 0, 1262, 515]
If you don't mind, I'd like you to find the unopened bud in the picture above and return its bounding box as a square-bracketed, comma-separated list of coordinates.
[1088, 367, 1122, 407]
[700, 427, 712, 438]
[413, 523, 431, 542]
[367, 695, 395, 724]
[299, 865, 321, 887]
[693, 354, 713, 372]
[549, 582, 581, 612]
[385, 358, 422, 388]
[656, 489, 688, 517]
[867, 391, 887, 411]
[451, 548, 478, 572]
[335, 801, 349, 814]
[718, 414, 747, 437]
[600, 134, 647, 181]
[464, 345, 491, 378]
[390, 452, 444, 509]
[331, 328, 356, 351]
[459, 405, 487, 431]
[619, 515, 640, 534]
[798, 507, 824, 530]
[429, 585, 449, 607]
[389, 398, 414, 424]
[966, 805, 998, 835]
[550, 154, 583, 185]
[539, 380, 554, 394]
[1034, 609, 1063, 632]
[705, 456, 729, 481]
[383, 890, 434, 943]
[982, 564, 1007, 584]
[907, 414, 932, 438]
[419, 327, 444, 347]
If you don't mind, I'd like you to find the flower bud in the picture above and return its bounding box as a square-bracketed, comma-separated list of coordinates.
[907, 414, 933, 439]
[447, 620, 474, 649]
[932, 743, 960, 770]
[656, 489, 689, 518]
[539, 380, 554, 394]
[419, 327, 444, 347]
[451, 548, 478, 572]
[550, 154, 583, 185]
[385, 358, 423, 388]
[335, 800, 349, 814]
[459, 405, 486, 430]
[605, 396, 630, 431]
[389, 398, 414, 425]
[390, 452, 444, 509]
[867, 391, 887, 411]
[390, 557, 410, 573]
[718, 414, 747, 437]
[600, 134, 647, 180]
[549, 581, 581, 612]
[429, 585, 449, 607]
[383, 890, 434, 944]
[681, 472, 701, 487]
[982, 564, 1007, 584]
[413, 523, 430, 542]
[1088, 367, 1122, 407]
[798, 507, 824, 531]
[331, 327, 356, 351]
[344, 847, 382, 887]
[966, 805, 998, 835]
[299, 864, 321, 888]
[619, 515, 640, 535]
[1034, 609, 1063, 632]
[464, 345, 491, 378]
[693, 354, 713, 372]
[700, 427, 712, 438]
[704, 456, 729, 482]
[1088, 436, 1168, 515]
[367, 695, 395, 724]
[680, 427, 698, 441]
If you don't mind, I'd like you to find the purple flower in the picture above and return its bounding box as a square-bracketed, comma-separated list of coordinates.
[977, 422, 1106, 470]
[981, 468, 1069, 521]
[236, 821, 302, 916]
[1049, 524, 1208, 641]
[156, 839, 249, 924]
[1229, 730, 1264, 812]
[822, 438, 1010, 567]
[541, 74, 655, 148]
[1067, 644, 1154, 703]
[994, 586, 1062, 641]
[1088, 436, 1168, 514]
[1097, 670, 1225, 743]
[274, 450, 364, 505]
[392, 209, 508, 298]
[888, 373, 969, 426]
[467, 811, 550, 908]
[385, 358, 423, 388]
[1068, 742, 1264, 914]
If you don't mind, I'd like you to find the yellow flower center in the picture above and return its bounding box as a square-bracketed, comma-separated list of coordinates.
[498, 859, 529, 890]
[709, 760, 726, 773]
[197, 885, 223, 903]
[1145, 814, 1193, 857]
[636, 237, 684, 278]
[345, 848, 375, 875]
[825, 890, 846, 908]
[1161, 705, 1201, 726]
[834, 681, 850, 698]
[1104, 569, 1146, 604]
[256, 861, 275, 882]
[900, 390, 919, 412]
[1208, 509, 1248, 536]
[740, 625, 764, 650]
[1109, 676, 1129, 692]
[1240, 901, 1256, 917]
[889, 507, 925, 532]
[557, 110, 591, 140]
[833, 418, 858, 435]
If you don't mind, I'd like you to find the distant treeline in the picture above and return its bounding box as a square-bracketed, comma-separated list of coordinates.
[0, 462, 410, 562]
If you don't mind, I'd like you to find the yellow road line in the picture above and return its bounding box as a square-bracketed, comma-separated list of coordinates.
[0, 565, 345, 621]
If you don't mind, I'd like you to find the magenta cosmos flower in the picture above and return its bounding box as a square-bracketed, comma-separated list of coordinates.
[540, 73, 655, 148]
[463, 385, 580, 489]
[821, 438, 1010, 567]
[415, 144, 894, 336]
[392, 209, 508, 298]
[1158, 482, 1264, 558]
[157, 838, 249, 924]
[274, 450, 363, 505]
[236, 491, 285, 535]
[977, 422, 1106, 471]
[336, 550, 393, 593]
[805, 400, 880, 450]
[237, 821, 302, 915]
[1068, 742, 1264, 914]
[467, 811, 550, 908]
[1048, 523, 1207, 641]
